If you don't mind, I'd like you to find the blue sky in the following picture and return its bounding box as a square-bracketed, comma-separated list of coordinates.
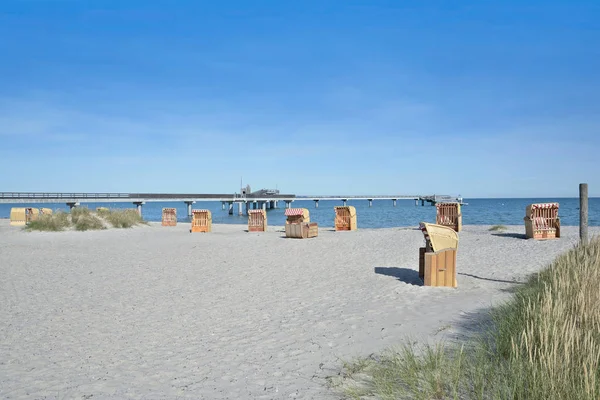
[0, 0, 598, 197]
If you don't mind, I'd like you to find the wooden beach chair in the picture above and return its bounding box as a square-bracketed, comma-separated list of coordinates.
[25, 208, 40, 224]
[436, 202, 462, 232]
[9, 208, 27, 226]
[190, 209, 212, 233]
[284, 208, 317, 238]
[524, 203, 560, 240]
[161, 208, 177, 226]
[418, 222, 459, 288]
[248, 209, 267, 232]
[334, 206, 357, 231]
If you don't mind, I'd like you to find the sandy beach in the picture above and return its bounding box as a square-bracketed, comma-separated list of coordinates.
[1, 220, 597, 399]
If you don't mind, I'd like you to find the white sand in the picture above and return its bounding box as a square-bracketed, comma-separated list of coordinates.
[1, 221, 598, 399]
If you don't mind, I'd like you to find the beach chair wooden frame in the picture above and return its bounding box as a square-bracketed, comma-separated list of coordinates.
[9, 207, 27, 226]
[190, 209, 212, 233]
[436, 202, 462, 232]
[334, 206, 357, 231]
[285, 222, 318, 239]
[284, 208, 310, 224]
[418, 222, 458, 288]
[248, 209, 267, 232]
[161, 208, 177, 226]
[524, 203, 560, 240]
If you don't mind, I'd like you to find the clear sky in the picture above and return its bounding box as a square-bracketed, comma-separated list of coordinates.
[1, 0, 598, 197]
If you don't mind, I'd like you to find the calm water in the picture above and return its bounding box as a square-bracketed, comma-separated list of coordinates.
[1, 198, 598, 228]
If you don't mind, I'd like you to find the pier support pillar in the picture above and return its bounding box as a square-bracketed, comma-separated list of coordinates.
[393, 199, 397, 207]
[185, 201, 195, 217]
[133, 201, 145, 217]
[262, 202, 267, 211]
[253, 201, 258, 210]
[273, 200, 278, 209]
[415, 199, 418, 206]
[66, 202, 79, 210]
[314, 200, 319, 208]
[238, 202, 243, 216]
[222, 202, 226, 210]
[245, 201, 249, 215]
[342, 199, 347, 207]
[285, 200, 292, 209]
[421, 199, 425, 206]
[270, 200, 275, 209]
[368, 199, 373, 207]
[228, 202, 233, 215]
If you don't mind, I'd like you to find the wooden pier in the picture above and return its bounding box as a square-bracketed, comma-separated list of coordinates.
[0, 191, 463, 217]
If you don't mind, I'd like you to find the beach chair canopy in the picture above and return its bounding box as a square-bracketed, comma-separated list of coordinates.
[419, 222, 459, 252]
[284, 208, 309, 218]
[525, 203, 559, 217]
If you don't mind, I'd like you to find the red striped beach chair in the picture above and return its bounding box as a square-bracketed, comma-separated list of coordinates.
[524, 203, 560, 240]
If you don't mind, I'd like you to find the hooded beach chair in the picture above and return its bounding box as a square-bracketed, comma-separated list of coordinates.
[284, 208, 317, 238]
[10, 208, 27, 226]
[161, 208, 177, 226]
[524, 203, 560, 240]
[248, 209, 267, 232]
[334, 206, 357, 231]
[26, 208, 40, 223]
[418, 222, 459, 287]
[436, 202, 462, 232]
[190, 209, 212, 233]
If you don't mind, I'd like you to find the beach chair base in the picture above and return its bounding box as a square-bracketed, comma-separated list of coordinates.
[419, 247, 457, 288]
[285, 222, 318, 239]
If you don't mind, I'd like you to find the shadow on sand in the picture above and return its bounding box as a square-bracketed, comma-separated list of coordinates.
[374, 267, 423, 286]
[458, 272, 526, 285]
[491, 232, 528, 239]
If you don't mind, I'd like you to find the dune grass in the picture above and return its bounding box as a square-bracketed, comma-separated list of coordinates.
[332, 237, 600, 400]
[25, 211, 71, 232]
[99, 209, 146, 228]
[25, 207, 146, 231]
[489, 225, 507, 231]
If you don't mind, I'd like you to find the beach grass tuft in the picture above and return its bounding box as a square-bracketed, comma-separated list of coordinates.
[25, 211, 71, 232]
[102, 209, 146, 228]
[489, 225, 507, 231]
[25, 207, 146, 231]
[332, 237, 600, 400]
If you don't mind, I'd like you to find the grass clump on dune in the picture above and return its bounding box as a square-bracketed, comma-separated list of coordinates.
[332, 237, 600, 400]
[25, 211, 71, 232]
[102, 209, 146, 228]
[489, 225, 507, 231]
[25, 207, 146, 231]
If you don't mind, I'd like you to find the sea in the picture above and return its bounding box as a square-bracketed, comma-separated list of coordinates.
[1, 198, 598, 228]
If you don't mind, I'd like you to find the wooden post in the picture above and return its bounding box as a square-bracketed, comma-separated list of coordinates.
[580, 183, 588, 244]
